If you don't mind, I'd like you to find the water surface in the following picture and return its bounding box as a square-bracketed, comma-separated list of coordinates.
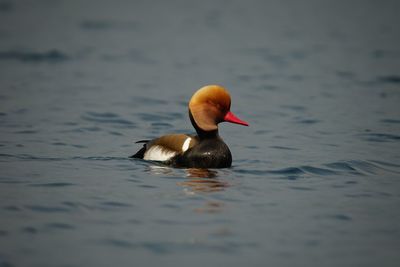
[1, 1, 400, 266]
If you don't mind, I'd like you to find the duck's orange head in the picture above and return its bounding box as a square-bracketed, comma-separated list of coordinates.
[188, 85, 249, 132]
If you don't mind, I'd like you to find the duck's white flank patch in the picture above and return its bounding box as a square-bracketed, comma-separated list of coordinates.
[182, 137, 191, 152]
[143, 145, 177, 161]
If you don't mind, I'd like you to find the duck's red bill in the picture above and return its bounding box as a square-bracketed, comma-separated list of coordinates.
[223, 111, 249, 126]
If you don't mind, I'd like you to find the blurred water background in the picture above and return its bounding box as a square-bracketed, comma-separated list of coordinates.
[0, 0, 400, 266]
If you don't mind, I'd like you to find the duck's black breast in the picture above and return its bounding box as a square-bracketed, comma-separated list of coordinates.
[170, 137, 232, 168]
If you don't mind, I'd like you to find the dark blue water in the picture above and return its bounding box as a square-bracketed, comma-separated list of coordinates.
[1, 1, 400, 266]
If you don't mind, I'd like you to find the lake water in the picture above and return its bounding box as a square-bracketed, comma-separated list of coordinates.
[1, 0, 400, 266]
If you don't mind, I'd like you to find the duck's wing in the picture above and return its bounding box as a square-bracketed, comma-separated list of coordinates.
[132, 134, 198, 161]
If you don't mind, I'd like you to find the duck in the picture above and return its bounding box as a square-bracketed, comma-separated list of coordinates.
[131, 85, 248, 168]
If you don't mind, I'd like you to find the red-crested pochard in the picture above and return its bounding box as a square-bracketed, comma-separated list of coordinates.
[131, 85, 248, 168]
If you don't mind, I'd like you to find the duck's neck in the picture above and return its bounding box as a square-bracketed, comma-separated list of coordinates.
[196, 129, 219, 140]
[189, 111, 220, 140]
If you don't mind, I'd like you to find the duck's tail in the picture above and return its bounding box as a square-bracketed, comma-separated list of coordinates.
[130, 140, 149, 158]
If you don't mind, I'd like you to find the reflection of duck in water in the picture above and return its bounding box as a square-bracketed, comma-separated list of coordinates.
[183, 169, 226, 213]
[179, 168, 228, 193]
[145, 166, 228, 193]
[132, 85, 248, 168]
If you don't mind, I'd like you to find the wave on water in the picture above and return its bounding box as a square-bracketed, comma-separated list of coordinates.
[99, 238, 257, 254]
[1, 153, 399, 179]
[358, 133, 400, 142]
[1, 153, 399, 173]
[380, 119, 400, 124]
[137, 112, 184, 122]
[234, 159, 400, 179]
[0, 49, 69, 63]
[0, 153, 130, 162]
[377, 75, 400, 84]
[80, 19, 138, 31]
[81, 112, 136, 128]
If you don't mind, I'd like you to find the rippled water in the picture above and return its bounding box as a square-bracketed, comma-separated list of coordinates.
[1, 1, 400, 266]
